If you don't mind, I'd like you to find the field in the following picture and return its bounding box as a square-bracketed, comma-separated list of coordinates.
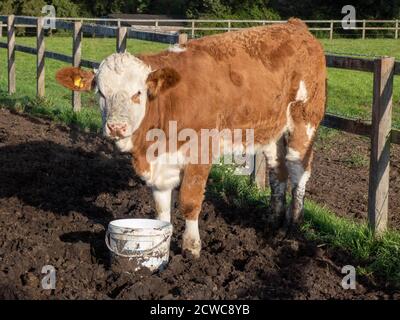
[0, 37, 399, 129]
[1, 35, 400, 298]
[320, 39, 400, 128]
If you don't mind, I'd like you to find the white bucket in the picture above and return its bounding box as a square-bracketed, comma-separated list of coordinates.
[105, 219, 173, 273]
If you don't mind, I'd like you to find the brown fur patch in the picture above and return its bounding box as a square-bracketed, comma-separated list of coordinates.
[228, 65, 243, 86]
[179, 164, 211, 220]
[267, 42, 295, 71]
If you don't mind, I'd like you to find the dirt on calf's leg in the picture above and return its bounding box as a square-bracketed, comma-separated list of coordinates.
[266, 136, 288, 228]
[286, 148, 312, 226]
[285, 106, 317, 230]
[179, 164, 211, 258]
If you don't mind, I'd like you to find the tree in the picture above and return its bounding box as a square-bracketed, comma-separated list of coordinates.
[51, 0, 81, 17]
[186, 0, 279, 20]
[269, 0, 400, 19]
[0, 0, 17, 15]
[20, 0, 47, 16]
[1, 0, 399, 20]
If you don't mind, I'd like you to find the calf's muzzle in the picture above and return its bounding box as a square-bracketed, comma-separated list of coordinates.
[106, 122, 128, 138]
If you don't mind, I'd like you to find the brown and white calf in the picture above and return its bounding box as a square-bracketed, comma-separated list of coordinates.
[56, 18, 326, 257]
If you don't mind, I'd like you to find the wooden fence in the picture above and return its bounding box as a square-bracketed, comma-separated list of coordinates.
[1, 16, 399, 39]
[0, 15, 399, 235]
[0, 16, 179, 44]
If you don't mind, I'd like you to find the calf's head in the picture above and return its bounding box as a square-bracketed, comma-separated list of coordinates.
[56, 53, 180, 152]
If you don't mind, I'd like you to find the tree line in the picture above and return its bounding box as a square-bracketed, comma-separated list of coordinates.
[1, 0, 399, 20]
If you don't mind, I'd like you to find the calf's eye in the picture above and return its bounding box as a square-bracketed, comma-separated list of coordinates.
[131, 91, 141, 104]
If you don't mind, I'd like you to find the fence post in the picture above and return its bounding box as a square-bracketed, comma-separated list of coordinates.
[368, 56, 395, 236]
[0, 22, 2, 38]
[178, 33, 188, 46]
[395, 20, 399, 39]
[251, 152, 267, 189]
[72, 21, 82, 112]
[227, 20, 231, 32]
[329, 20, 334, 40]
[7, 15, 16, 95]
[191, 20, 195, 38]
[362, 19, 366, 39]
[36, 17, 45, 98]
[117, 27, 127, 53]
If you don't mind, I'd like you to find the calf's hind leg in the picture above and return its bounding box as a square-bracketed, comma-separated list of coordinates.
[285, 114, 317, 227]
[265, 136, 288, 228]
[286, 147, 313, 226]
[179, 164, 211, 258]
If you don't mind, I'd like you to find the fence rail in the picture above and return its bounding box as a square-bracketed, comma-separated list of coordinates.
[0, 15, 399, 235]
[0, 16, 179, 44]
[1, 16, 400, 39]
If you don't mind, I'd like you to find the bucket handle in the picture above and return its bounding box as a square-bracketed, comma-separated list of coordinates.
[105, 231, 170, 258]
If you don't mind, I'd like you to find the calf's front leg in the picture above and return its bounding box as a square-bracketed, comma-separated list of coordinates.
[179, 164, 211, 258]
[152, 188, 172, 222]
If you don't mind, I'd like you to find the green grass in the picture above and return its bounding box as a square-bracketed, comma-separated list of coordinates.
[314, 126, 340, 150]
[10, 36, 169, 61]
[0, 37, 399, 130]
[319, 39, 400, 129]
[342, 152, 369, 168]
[303, 202, 400, 284]
[209, 164, 400, 286]
[320, 39, 400, 59]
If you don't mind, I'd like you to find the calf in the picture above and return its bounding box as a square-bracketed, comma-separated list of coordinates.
[56, 19, 326, 257]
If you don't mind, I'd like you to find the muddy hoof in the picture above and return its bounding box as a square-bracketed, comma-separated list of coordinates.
[182, 248, 200, 259]
[182, 236, 201, 259]
[276, 221, 298, 240]
[276, 226, 289, 240]
[267, 214, 284, 231]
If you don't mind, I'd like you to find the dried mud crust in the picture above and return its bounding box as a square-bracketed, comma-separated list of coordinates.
[0, 108, 399, 300]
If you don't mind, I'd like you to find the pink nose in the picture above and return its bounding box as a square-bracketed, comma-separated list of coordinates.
[107, 122, 128, 137]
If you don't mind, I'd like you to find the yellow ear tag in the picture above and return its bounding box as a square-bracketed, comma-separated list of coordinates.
[73, 76, 84, 89]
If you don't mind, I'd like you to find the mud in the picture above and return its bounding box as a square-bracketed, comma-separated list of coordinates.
[309, 132, 400, 228]
[0, 108, 399, 299]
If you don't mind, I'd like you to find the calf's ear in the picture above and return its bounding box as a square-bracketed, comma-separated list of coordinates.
[146, 67, 180, 99]
[55, 67, 95, 91]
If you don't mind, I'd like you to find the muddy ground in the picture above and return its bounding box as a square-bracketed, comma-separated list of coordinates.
[0, 107, 399, 300]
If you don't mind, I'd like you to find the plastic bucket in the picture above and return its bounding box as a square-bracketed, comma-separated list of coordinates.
[105, 219, 173, 274]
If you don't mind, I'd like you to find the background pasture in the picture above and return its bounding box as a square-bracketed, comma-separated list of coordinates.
[0, 37, 399, 130]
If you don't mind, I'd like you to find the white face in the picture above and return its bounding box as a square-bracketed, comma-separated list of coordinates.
[96, 53, 151, 151]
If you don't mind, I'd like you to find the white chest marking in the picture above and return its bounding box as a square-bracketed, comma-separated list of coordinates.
[141, 151, 186, 190]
